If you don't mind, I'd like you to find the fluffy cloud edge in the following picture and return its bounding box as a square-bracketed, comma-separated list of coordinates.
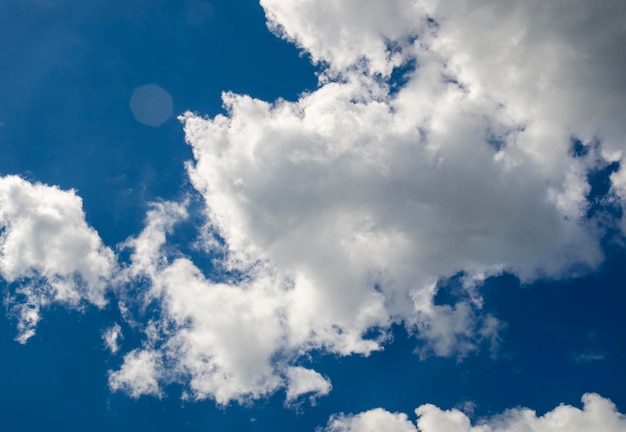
[108, 0, 626, 405]
[285, 366, 332, 403]
[0, 175, 116, 343]
[3, 0, 626, 409]
[322, 393, 626, 432]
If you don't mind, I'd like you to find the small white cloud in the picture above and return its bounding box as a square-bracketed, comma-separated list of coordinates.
[103, 323, 123, 354]
[323, 394, 626, 432]
[285, 366, 332, 403]
[325, 408, 417, 432]
[408, 284, 501, 360]
[108, 349, 163, 399]
[117, 199, 188, 284]
[571, 350, 607, 365]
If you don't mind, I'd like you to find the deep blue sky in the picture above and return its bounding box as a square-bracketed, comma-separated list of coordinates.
[0, 0, 317, 245]
[0, 1, 624, 431]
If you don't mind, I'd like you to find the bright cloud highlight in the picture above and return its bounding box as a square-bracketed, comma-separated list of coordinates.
[0, 175, 115, 343]
[107, 0, 626, 403]
[323, 393, 626, 432]
[2, 0, 625, 410]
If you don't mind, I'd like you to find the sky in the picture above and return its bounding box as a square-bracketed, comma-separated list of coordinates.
[1, 0, 626, 431]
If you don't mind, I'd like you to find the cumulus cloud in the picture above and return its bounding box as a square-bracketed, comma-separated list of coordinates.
[103, 0, 626, 403]
[0, 0, 622, 410]
[110, 202, 286, 403]
[0, 175, 115, 342]
[323, 393, 626, 432]
[261, 0, 626, 222]
[260, 0, 428, 76]
[285, 366, 332, 403]
[109, 349, 163, 399]
[325, 408, 417, 432]
[179, 62, 597, 370]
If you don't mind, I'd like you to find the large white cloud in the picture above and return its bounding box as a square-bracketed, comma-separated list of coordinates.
[1, 0, 623, 409]
[0, 175, 115, 342]
[261, 0, 626, 218]
[105, 0, 626, 403]
[323, 393, 626, 432]
[110, 202, 333, 404]
[179, 63, 598, 363]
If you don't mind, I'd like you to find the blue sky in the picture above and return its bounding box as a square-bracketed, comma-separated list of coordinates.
[1, 1, 626, 431]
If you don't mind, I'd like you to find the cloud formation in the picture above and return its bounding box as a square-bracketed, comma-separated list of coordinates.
[3, 0, 626, 408]
[285, 366, 332, 403]
[103, 322, 123, 354]
[0, 175, 115, 342]
[323, 393, 626, 432]
[109, 0, 626, 403]
[109, 349, 163, 399]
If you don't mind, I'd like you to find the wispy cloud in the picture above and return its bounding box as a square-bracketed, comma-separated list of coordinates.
[571, 350, 607, 364]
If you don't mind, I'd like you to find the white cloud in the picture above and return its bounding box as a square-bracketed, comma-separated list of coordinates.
[285, 366, 332, 403]
[103, 322, 123, 354]
[111, 202, 288, 404]
[103, 0, 626, 403]
[179, 65, 599, 370]
[118, 199, 188, 283]
[109, 349, 163, 399]
[408, 284, 495, 359]
[0, 175, 115, 342]
[2, 0, 623, 409]
[142, 259, 287, 404]
[323, 393, 626, 432]
[260, 0, 427, 76]
[264, 0, 626, 219]
[325, 408, 417, 432]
